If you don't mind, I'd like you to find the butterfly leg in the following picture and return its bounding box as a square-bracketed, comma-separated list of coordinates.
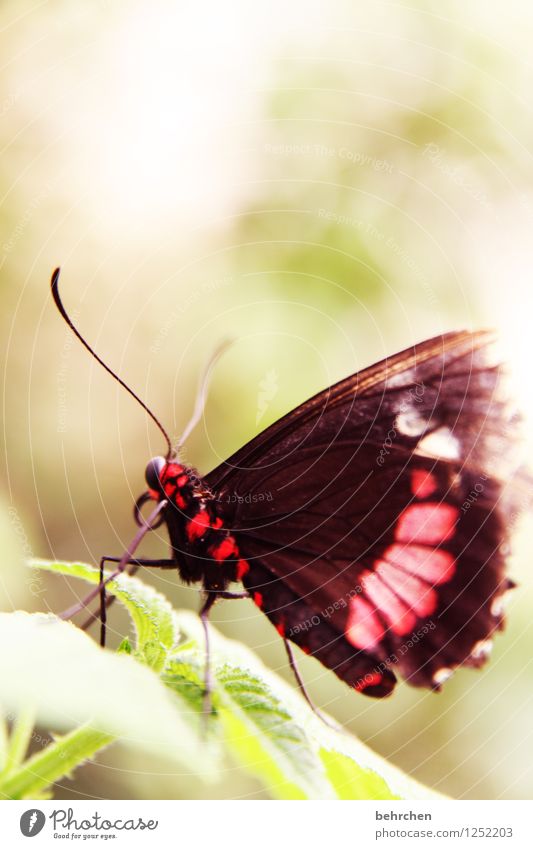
[217, 591, 250, 600]
[99, 555, 106, 648]
[197, 591, 250, 727]
[283, 639, 339, 730]
[79, 556, 177, 646]
[199, 593, 219, 724]
[61, 499, 168, 628]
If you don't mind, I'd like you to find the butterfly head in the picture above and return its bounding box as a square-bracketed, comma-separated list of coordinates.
[145, 455, 167, 496]
[140, 457, 201, 515]
[135, 456, 188, 528]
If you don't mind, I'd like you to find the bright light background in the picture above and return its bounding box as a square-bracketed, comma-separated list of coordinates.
[1, 0, 532, 800]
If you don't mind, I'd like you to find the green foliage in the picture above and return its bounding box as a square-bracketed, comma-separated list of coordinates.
[0, 560, 444, 800]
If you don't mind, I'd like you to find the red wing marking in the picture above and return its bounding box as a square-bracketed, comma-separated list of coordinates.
[253, 591, 264, 608]
[383, 543, 456, 584]
[395, 503, 458, 545]
[236, 559, 250, 579]
[410, 469, 438, 499]
[186, 510, 211, 542]
[376, 561, 437, 618]
[361, 570, 417, 636]
[346, 595, 385, 650]
[210, 536, 238, 561]
[348, 535, 450, 646]
[354, 672, 383, 692]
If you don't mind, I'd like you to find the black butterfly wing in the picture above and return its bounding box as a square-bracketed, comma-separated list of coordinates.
[206, 331, 521, 697]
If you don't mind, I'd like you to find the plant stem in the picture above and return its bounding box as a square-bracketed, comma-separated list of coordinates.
[0, 723, 114, 799]
[2, 706, 35, 777]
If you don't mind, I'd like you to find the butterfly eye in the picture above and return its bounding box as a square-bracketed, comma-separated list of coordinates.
[145, 456, 166, 491]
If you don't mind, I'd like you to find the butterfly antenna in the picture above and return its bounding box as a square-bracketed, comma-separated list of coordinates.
[177, 338, 235, 449]
[50, 267, 173, 458]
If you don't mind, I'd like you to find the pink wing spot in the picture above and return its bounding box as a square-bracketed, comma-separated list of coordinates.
[354, 672, 383, 692]
[384, 543, 456, 584]
[410, 469, 438, 499]
[362, 570, 417, 636]
[346, 595, 385, 650]
[395, 503, 458, 545]
[253, 592, 263, 608]
[376, 561, 437, 618]
[276, 622, 286, 637]
[186, 510, 211, 542]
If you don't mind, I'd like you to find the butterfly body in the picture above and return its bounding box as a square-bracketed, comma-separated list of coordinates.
[147, 461, 246, 592]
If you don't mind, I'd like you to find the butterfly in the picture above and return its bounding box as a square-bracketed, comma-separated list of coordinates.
[52, 269, 523, 708]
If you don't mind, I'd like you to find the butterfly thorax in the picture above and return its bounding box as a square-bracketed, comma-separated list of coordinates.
[149, 461, 250, 592]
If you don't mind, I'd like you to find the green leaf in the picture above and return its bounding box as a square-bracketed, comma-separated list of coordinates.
[117, 637, 133, 654]
[216, 674, 327, 800]
[165, 628, 332, 798]
[170, 612, 444, 801]
[31, 558, 177, 671]
[319, 749, 401, 800]
[21, 559, 444, 800]
[0, 611, 215, 778]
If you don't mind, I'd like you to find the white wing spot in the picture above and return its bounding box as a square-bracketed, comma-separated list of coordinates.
[470, 639, 493, 661]
[418, 427, 460, 460]
[490, 590, 513, 618]
[395, 410, 428, 437]
[386, 370, 415, 389]
[432, 667, 454, 686]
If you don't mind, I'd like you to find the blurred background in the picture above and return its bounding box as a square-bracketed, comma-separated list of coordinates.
[1, 0, 532, 800]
